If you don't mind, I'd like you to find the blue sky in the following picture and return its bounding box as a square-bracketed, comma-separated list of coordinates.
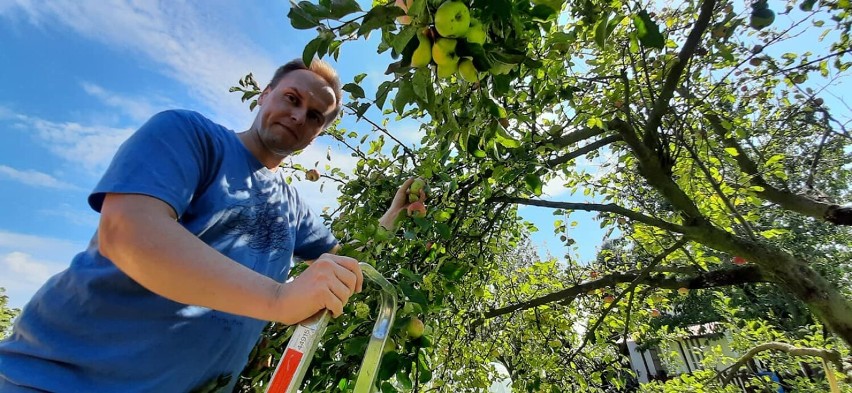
[0, 0, 611, 309]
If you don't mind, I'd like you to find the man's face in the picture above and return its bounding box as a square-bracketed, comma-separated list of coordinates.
[255, 69, 336, 156]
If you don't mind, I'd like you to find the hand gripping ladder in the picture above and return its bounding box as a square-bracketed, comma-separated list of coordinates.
[265, 263, 397, 393]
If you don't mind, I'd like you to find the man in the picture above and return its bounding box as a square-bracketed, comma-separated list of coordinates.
[0, 58, 412, 392]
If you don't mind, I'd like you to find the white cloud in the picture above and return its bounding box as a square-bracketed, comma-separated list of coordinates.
[0, 230, 83, 259]
[0, 165, 82, 190]
[0, 231, 81, 308]
[2, 251, 55, 285]
[38, 205, 99, 228]
[1, 0, 277, 129]
[79, 82, 174, 123]
[20, 114, 133, 173]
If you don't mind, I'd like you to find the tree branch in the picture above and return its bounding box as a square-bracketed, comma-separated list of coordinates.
[546, 134, 622, 167]
[642, 0, 717, 149]
[472, 264, 765, 326]
[703, 112, 852, 226]
[491, 196, 688, 234]
[719, 342, 848, 385]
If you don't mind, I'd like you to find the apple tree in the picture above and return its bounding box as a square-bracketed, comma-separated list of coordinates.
[234, 0, 852, 391]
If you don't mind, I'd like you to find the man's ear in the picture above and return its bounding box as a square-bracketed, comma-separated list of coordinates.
[257, 86, 271, 106]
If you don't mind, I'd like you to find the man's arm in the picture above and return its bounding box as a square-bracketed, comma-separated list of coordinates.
[98, 193, 360, 325]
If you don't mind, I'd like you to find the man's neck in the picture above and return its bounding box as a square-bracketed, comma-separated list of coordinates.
[237, 129, 283, 171]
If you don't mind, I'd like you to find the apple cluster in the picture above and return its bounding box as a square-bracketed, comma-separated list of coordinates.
[396, 0, 487, 82]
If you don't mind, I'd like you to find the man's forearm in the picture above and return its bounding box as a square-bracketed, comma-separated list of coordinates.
[98, 201, 291, 323]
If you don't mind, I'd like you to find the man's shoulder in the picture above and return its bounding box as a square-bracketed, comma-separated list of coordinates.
[150, 109, 223, 128]
[146, 109, 233, 140]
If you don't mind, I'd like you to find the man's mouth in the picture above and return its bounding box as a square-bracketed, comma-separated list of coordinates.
[279, 123, 298, 140]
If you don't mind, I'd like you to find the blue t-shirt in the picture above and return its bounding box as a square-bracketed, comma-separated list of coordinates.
[0, 110, 338, 392]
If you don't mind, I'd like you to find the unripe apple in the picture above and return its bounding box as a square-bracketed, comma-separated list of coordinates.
[465, 18, 486, 45]
[407, 201, 427, 218]
[732, 256, 748, 265]
[383, 337, 396, 354]
[677, 287, 689, 296]
[407, 317, 425, 338]
[432, 38, 459, 65]
[434, 1, 470, 38]
[305, 169, 320, 182]
[548, 339, 562, 349]
[590, 270, 599, 279]
[749, 57, 763, 67]
[603, 294, 615, 304]
[813, 97, 824, 106]
[650, 309, 661, 318]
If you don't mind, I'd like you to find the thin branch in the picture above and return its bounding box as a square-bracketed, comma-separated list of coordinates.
[546, 134, 622, 167]
[490, 196, 688, 235]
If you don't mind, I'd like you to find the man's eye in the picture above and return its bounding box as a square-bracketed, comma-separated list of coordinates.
[286, 94, 298, 103]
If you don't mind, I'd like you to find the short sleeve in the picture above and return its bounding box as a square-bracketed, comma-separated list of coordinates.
[88, 110, 211, 217]
[291, 189, 338, 260]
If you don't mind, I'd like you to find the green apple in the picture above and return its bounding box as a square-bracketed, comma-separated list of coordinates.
[410, 29, 432, 68]
[465, 18, 486, 45]
[407, 317, 425, 338]
[383, 338, 396, 354]
[458, 58, 479, 83]
[431, 38, 459, 65]
[750, 8, 775, 30]
[436, 61, 458, 79]
[434, 1, 470, 38]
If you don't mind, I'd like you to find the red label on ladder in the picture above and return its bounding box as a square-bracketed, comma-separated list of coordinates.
[266, 323, 318, 393]
[267, 348, 304, 393]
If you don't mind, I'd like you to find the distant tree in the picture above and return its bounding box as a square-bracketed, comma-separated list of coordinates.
[1, 288, 19, 339]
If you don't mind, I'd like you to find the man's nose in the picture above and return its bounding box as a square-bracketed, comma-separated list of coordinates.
[291, 107, 306, 126]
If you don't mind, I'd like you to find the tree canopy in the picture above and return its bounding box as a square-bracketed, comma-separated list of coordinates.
[232, 0, 852, 391]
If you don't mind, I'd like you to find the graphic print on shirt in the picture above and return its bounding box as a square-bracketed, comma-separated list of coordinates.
[222, 187, 291, 254]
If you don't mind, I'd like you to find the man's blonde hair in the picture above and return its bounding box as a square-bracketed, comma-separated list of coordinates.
[268, 58, 342, 126]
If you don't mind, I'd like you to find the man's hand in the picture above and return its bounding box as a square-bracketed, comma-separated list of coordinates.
[379, 177, 426, 230]
[275, 253, 363, 324]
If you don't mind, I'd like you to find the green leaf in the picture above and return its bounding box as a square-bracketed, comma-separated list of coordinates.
[524, 173, 543, 196]
[494, 123, 521, 148]
[342, 82, 365, 99]
[391, 26, 418, 54]
[724, 147, 739, 157]
[393, 82, 415, 115]
[397, 369, 413, 390]
[401, 282, 428, 307]
[411, 68, 431, 101]
[594, 12, 611, 49]
[287, 2, 322, 30]
[358, 5, 405, 36]
[327, 0, 361, 19]
[376, 81, 394, 109]
[484, 97, 508, 119]
[632, 10, 665, 50]
[378, 352, 401, 381]
[302, 36, 326, 66]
